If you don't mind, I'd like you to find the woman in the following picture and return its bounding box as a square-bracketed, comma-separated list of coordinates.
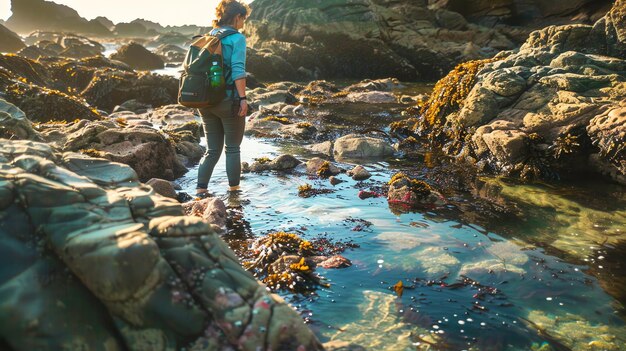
[196, 0, 250, 197]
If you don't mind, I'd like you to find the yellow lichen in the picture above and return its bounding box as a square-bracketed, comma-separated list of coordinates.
[317, 161, 332, 178]
[296, 122, 312, 129]
[331, 91, 350, 99]
[262, 116, 290, 124]
[80, 148, 105, 158]
[254, 157, 272, 164]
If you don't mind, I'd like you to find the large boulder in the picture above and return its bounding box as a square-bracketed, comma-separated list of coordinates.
[5, 0, 111, 36]
[399, 0, 626, 184]
[0, 139, 323, 351]
[60, 122, 187, 181]
[333, 134, 395, 159]
[0, 23, 26, 52]
[110, 42, 165, 71]
[245, 0, 517, 81]
[81, 70, 178, 112]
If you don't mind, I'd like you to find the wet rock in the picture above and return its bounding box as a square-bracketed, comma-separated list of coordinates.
[345, 91, 397, 104]
[150, 104, 197, 124]
[17, 44, 57, 59]
[182, 197, 228, 229]
[245, 1, 529, 81]
[81, 70, 178, 112]
[279, 122, 318, 140]
[329, 176, 344, 186]
[245, 117, 284, 137]
[0, 98, 43, 141]
[155, 44, 186, 63]
[306, 141, 333, 157]
[60, 122, 186, 181]
[358, 190, 382, 200]
[247, 88, 297, 109]
[333, 134, 395, 159]
[113, 99, 152, 114]
[316, 255, 352, 269]
[0, 139, 322, 350]
[162, 121, 203, 142]
[148, 32, 190, 47]
[3, 82, 102, 123]
[0, 52, 52, 86]
[110, 42, 164, 71]
[347, 165, 372, 181]
[387, 173, 445, 208]
[587, 105, 626, 184]
[399, 0, 626, 182]
[344, 78, 403, 92]
[249, 154, 302, 172]
[57, 36, 104, 59]
[246, 47, 300, 81]
[146, 178, 177, 199]
[306, 157, 341, 177]
[0, 23, 25, 52]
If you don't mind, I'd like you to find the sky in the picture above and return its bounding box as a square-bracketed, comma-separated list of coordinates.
[0, 0, 253, 27]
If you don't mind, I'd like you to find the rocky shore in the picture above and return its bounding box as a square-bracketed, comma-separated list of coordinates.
[1, 0, 625, 349]
[393, 0, 626, 184]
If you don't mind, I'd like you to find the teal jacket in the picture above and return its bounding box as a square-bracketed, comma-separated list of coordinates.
[210, 26, 246, 100]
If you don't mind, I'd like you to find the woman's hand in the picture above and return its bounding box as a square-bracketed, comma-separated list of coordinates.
[238, 99, 248, 117]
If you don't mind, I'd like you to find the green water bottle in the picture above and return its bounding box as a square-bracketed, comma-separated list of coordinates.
[209, 61, 224, 88]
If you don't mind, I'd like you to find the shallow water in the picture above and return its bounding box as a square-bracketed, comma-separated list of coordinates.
[176, 94, 626, 350]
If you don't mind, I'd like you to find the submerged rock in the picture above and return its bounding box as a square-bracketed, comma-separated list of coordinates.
[0, 140, 323, 351]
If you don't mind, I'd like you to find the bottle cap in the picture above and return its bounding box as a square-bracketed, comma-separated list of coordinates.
[212, 62, 218, 65]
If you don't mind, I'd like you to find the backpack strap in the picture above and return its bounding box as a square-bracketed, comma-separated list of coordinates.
[211, 28, 240, 95]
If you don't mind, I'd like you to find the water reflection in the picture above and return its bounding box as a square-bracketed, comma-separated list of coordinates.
[175, 104, 625, 350]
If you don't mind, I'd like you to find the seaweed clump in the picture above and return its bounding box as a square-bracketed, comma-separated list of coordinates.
[419, 58, 499, 133]
[551, 133, 580, 159]
[243, 232, 328, 292]
[262, 116, 290, 124]
[316, 161, 333, 178]
[79, 149, 105, 158]
[389, 172, 432, 198]
[390, 58, 501, 151]
[296, 122, 313, 129]
[298, 183, 334, 198]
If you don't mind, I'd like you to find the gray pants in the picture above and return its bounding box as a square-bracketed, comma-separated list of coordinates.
[197, 99, 245, 189]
